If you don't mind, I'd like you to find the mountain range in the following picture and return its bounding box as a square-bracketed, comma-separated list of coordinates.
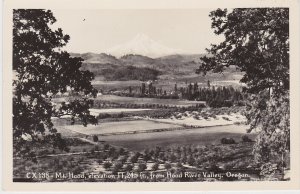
[71, 52, 204, 75]
[70, 33, 242, 82]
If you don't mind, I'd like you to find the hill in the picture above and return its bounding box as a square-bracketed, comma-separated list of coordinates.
[72, 52, 243, 83]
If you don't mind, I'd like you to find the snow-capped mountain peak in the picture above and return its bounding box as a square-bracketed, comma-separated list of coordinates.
[106, 33, 183, 58]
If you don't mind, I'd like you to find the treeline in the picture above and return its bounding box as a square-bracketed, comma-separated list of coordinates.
[113, 82, 246, 108]
[101, 66, 160, 81]
[93, 100, 206, 110]
[179, 83, 245, 107]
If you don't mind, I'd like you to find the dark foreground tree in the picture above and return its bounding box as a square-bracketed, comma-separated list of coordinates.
[197, 8, 289, 176]
[197, 8, 289, 94]
[13, 9, 98, 157]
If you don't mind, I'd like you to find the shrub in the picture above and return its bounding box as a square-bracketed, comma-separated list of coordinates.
[118, 148, 125, 155]
[103, 161, 112, 170]
[113, 161, 123, 171]
[118, 156, 128, 164]
[176, 162, 183, 168]
[143, 153, 152, 162]
[242, 135, 252, 142]
[97, 113, 111, 119]
[221, 138, 236, 144]
[187, 157, 196, 166]
[73, 166, 83, 175]
[108, 147, 116, 156]
[151, 162, 159, 171]
[193, 115, 201, 120]
[130, 155, 138, 163]
[137, 163, 147, 172]
[94, 145, 100, 151]
[164, 163, 172, 170]
[104, 144, 110, 150]
[124, 164, 133, 172]
[93, 135, 98, 142]
[222, 116, 230, 121]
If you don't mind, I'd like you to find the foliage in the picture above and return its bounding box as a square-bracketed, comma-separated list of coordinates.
[199, 8, 290, 177]
[241, 135, 252, 142]
[164, 163, 172, 170]
[93, 135, 99, 142]
[151, 162, 159, 171]
[220, 138, 236, 144]
[112, 161, 123, 172]
[103, 161, 112, 169]
[124, 164, 133, 171]
[100, 65, 161, 81]
[246, 92, 289, 167]
[137, 163, 147, 172]
[13, 9, 98, 157]
[197, 8, 289, 94]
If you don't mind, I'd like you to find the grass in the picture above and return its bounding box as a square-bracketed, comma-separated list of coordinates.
[98, 125, 256, 152]
[60, 120, 183, 135]
[13, 139, 262, 182]
[94, 95, 205, 107]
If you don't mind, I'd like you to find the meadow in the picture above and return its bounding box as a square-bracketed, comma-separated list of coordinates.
[94, 95, 205, 107]
[61, 120, 183, 135]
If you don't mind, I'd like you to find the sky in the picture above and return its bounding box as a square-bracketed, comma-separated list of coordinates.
[51, 9, 224, 54]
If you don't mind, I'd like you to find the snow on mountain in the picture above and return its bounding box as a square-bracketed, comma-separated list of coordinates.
[106, 33, 184, 58]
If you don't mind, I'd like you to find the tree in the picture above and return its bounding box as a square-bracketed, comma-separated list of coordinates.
[164, 162, 172, 170]
[197, 8, 289, 177]
[93, 135, 99, 142]
[124, 164, 133, 172]
[13, 9, 98, 157]
[103, 161, 112, 170]
[197, 8, 289, 94]
[137, 163, 147, 172]
[151, 162, 159, 171]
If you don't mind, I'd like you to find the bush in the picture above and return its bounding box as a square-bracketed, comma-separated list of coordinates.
[137, 163, 147, 172]
[220, 137, 236, 144]
[164, 163, 172, 170]
[222, 116, 230, 121]
[93, 135, 99, 142]
[130, 155, 138, 163]
[143, 153, 152, 162]
[73, 166, 83, 174]
[94, 145, 100, 151]
[104, 144, 110, 150]
[242, 135, 252, 142]
[118, 156, 128, 164]
[176, 162, 183, 168]
[103, 161, 112, 170]
[151, 162, 159, 171]
[113, 161, 123, 171]
[97, 113, 111, 119]
[124, 164, 133, 171]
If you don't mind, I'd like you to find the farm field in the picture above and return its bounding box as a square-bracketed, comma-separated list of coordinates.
[92, 72, 245, 92]
[152, 113, 246, 127]
[61, 120, 183, 135]
[92, 80, 142, 91]
[89, 108, 152, 116]
[95, 95, 205, 107]
[99, 125, 254, 151]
